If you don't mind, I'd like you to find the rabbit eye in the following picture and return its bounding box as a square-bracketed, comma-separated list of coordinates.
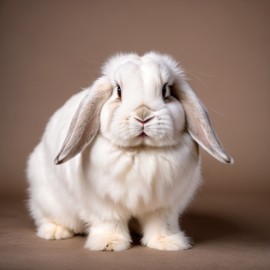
[117, 84, 122, 99]
[162, 83, 170, 100]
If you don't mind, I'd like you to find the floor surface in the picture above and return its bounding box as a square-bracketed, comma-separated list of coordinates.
[1, 193, 269, 270]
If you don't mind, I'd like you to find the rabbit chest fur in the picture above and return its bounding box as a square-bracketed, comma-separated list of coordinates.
[83, 134, 200, 218]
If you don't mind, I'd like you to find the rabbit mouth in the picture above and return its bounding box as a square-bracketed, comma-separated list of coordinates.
[138, 132, 148, 138]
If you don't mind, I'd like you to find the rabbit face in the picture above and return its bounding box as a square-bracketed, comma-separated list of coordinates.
[55, 52, 233, 165]
[100, 55, 185, 147]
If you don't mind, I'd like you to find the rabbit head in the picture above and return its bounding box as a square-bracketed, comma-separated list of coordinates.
[55, 52, 233, 164]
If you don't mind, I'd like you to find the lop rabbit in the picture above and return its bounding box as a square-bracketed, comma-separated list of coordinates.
[27, 52, 233, 251]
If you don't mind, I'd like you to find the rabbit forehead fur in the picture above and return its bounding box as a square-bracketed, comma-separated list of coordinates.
[99, 52, 186, 148]
[103, 52, 181, 86]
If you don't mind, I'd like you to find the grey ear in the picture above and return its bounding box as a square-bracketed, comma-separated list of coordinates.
[55, 78, 111, 165]
[177, 80, 233, 164]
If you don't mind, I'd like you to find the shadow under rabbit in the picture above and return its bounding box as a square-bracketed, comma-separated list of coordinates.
[128, 212, 242, 247]
[181, 212, 242, 245]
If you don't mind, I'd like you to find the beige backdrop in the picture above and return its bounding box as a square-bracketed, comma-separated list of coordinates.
[1, 0, 269, 198]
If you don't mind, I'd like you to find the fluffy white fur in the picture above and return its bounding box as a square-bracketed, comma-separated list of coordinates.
[27, 52, 232, 251]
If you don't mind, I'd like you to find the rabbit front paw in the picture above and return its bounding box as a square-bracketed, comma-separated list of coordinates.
[142, 232, 191, 251]
[37, 222, 74, 240]
[85, 233, 131, 251]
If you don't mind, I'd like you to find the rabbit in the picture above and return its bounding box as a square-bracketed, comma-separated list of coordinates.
[26, 52, 233, 251]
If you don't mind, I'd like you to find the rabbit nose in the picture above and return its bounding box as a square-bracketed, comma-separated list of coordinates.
[133, 105, 154, 124]
[134, 116, 154, 124]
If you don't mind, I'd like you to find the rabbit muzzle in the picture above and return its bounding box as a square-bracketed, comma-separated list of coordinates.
[132, 105, 155, 125]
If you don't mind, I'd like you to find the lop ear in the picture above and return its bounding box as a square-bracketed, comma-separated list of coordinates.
[55, 77, 112, 165]
[176, 80, 233, 164]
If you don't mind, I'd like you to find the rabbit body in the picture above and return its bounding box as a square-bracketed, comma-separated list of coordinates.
[27, 52, 232, 251]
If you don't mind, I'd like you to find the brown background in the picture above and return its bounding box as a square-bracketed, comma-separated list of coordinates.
[1, 1, 270, 269]
[1, 0, 270, 197]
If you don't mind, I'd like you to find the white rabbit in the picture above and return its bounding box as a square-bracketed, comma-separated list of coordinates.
[27, 52, 233, 251]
